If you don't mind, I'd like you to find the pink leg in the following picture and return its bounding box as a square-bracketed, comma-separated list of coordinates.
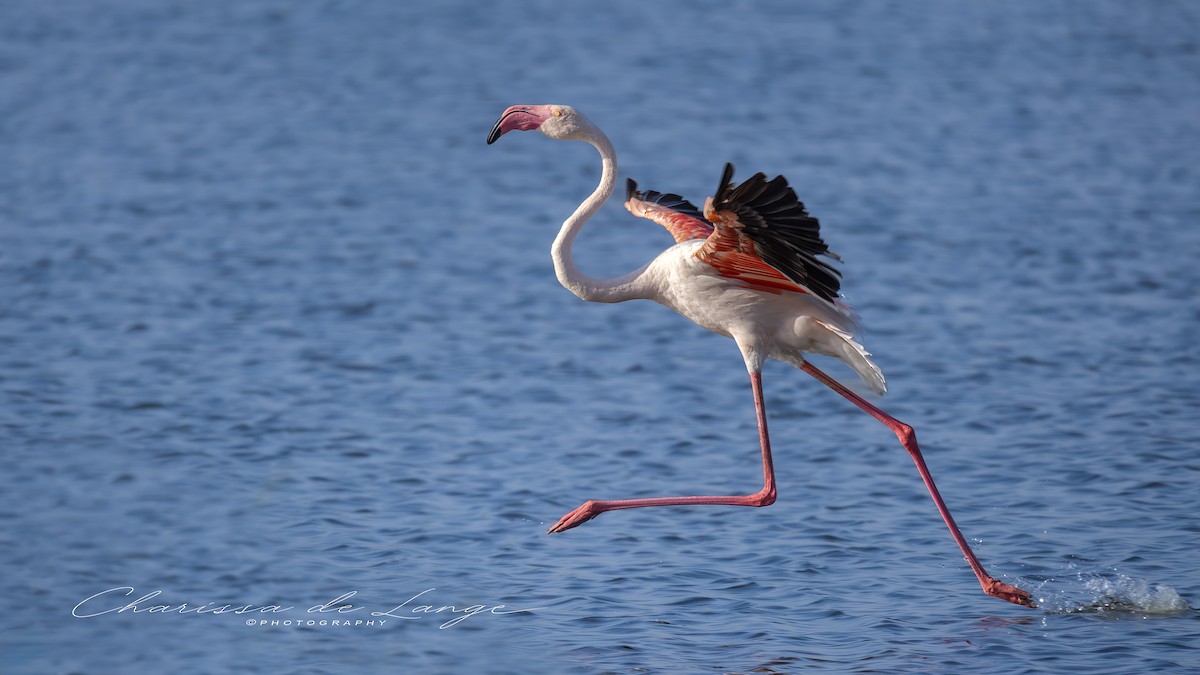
[800, 362, 1035, 608]
[548, 370, 777, 534]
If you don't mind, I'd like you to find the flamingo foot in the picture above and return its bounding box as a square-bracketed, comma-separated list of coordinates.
[984, 577, 1037, 608]
[547, 500, 603, 534]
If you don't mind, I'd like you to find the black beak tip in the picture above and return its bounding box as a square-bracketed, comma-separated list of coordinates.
[486, 120, 503, 145]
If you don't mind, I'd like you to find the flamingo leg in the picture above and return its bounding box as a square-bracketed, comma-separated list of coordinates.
[799, 361, 1035, 608]
[547, 370, 778, 534]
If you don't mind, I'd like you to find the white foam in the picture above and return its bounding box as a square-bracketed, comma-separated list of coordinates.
[1034, 570, 1192, 615]
[1078, 573, 1190, 615]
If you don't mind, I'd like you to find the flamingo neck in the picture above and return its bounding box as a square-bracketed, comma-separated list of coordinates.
[551, 128, 646, 304]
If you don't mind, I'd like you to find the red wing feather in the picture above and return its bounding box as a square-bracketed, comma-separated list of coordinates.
[695, 224, 812, 295]
[624, 179, 713, 244]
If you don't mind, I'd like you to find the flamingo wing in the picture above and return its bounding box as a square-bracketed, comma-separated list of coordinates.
[697, 163, 843, 303]
[624, 179, 714, 244]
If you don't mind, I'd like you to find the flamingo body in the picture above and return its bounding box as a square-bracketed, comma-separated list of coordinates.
[639, 238, 884, 392]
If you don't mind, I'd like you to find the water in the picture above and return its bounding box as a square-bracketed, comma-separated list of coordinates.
[3, 1, 1199, 672]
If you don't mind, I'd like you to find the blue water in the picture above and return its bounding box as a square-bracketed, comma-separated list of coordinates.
[3, 1, 1199, 672]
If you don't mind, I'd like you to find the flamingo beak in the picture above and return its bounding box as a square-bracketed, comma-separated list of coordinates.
[485, 114, 510, 145]
[487, 105, 551, 145]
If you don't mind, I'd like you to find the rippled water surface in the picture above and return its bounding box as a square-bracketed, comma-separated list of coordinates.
[3, 1, 1199, 673]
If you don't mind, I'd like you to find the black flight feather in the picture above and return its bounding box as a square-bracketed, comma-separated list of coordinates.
[711, 163, 843, 303]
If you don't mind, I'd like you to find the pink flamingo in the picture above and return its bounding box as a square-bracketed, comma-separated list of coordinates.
[487, 104, 1035, 607]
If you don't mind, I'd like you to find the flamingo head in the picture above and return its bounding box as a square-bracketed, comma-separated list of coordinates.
[487, 104, 594, 144]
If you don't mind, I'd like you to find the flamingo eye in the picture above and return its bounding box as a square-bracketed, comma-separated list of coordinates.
[551, 107, 563, 117]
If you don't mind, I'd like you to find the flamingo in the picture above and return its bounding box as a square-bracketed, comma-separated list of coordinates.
[487, 104, 1035, 608]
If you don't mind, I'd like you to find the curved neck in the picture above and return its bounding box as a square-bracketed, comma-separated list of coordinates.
[551, 129, 646, 303]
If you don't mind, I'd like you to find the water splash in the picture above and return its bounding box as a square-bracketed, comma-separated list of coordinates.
[1032, 570, 1191, 616]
